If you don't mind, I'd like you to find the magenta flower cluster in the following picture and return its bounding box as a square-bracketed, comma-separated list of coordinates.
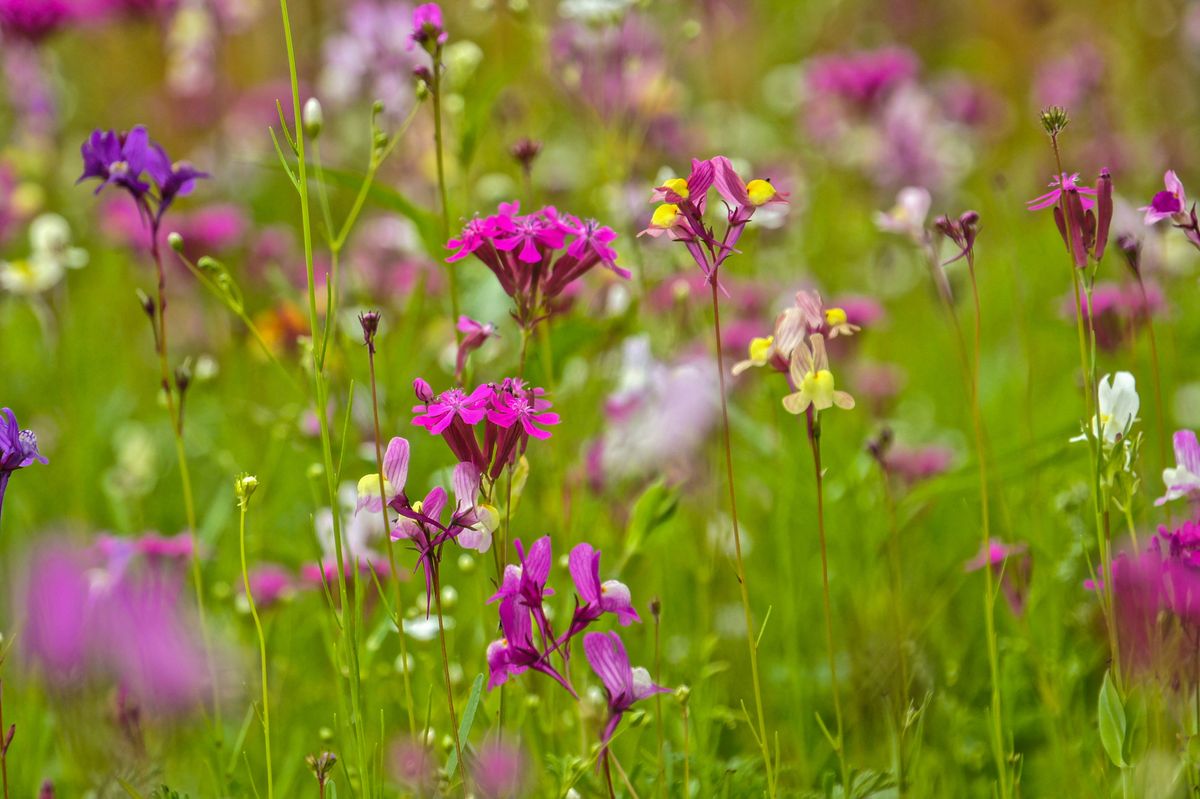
[411, 376, 559, 481]
[446, 202, 626, 328]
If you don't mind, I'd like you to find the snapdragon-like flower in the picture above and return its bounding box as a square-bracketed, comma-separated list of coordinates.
[446, 204, 626, 329]
[1141, 170, 1189, 225]
[486, 595, 575, 695]
[731, 290, 857, 376]
[781, 334, 855, 415]
[0, 406, 47, 525]
[583, 630, 669, 750]
[641, 155, 788, 283]
[564, 542, 640, 640]
[412, 378, 559, 480]
[1072, 371, 1138, 445]
[1157, 429, 1200, 506]
[873, 186, 931, 242]
[78, 126, 208, 232]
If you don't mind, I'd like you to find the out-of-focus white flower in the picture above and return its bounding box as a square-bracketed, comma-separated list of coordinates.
[0, 212, 88, 295]
[874, 186, 931, 242]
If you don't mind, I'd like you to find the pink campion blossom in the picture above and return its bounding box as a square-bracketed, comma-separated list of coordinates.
[806, 46, 918, 108]
[1140, 170, 1189, 225]
[389, 737, 437, 794]
[1158, 430, 1200, 506]
[583, 630, 669, 750]
[408, 2, 446, 50]
[965, 541, 1031, 616]
[454, 316, 498, 383]
[1026, 172, 1096, 211]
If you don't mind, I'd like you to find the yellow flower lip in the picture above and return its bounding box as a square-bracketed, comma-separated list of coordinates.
[662, 177, 690, 199]
[824, 307, 848, 326]
[748, 335, 774, 362]
[651, 203, 681, 228]
[746, 178, 776, 206]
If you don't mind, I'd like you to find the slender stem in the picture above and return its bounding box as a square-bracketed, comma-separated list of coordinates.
[430, 44, 462, 345]
[149, 232, 220, 742]
[277, 0, 370, 790]
[708, 278, 776, 797]
[0, 472, 9, 532]
[965, 262, 1010, 799]
[1, 679, 9, 799]
[1136, 272, 1169, 472]
[431, 564, 468, 795]
[805, 410, 850, 792]
[654, 606, 666, 798]
[682, 702, 691, 799]
[238, 494, 273, 799]
[879, 469, 908, 794]
[366, 341, 417, 736]
[603, 750, 617, 799]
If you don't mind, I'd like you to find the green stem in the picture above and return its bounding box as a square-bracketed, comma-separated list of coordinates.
[431, 564, 468, 796]
[238, 490, 273, 799]
[276, 1, 371, 792]
[805, 410, 850, 792]
[430, 44, 462, 345]
[708, 278, 776, 798]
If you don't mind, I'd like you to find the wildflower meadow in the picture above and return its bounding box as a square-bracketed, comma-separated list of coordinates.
[6, 1, 1200, 796]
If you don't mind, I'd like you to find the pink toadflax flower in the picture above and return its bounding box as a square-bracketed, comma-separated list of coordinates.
[583, 630, 669, 751]
[1158, 430, 1200, 507]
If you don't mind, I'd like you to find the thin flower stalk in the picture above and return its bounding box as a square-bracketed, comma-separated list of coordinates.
[236, 475, 273, 799]
[276, 0, 372, 789]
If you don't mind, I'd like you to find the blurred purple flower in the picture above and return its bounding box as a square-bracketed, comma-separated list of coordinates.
[1140, 170, 1189, 226]
[472, 738, 530, 799]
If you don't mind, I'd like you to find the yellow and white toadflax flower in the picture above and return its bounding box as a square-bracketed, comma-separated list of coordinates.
[781, 334, 855, 415]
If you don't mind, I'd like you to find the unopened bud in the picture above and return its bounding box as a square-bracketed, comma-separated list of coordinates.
[303, 97, 324, 140]
[359, 310, 381, 348]
[174, 358, 193, 394]
[167, 231, 184, 252]
[649, 597, 661, 621]
[674, 685, 691, 705]
[236, 473, 259, 508]
[509, 137, 542, 174]
[1094, 168, 1113, 262]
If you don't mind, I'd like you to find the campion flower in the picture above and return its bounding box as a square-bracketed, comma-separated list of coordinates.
[455, 315, 498, 383]
[0, 406, 47, 524]
[781, 334, 855, 415]
[583, 630, 669, 750]
[446, 204, 627, 330]
[873, 186, 931, 242]
[1026, 172, 1096, 212]
[965, 541, 1032, 616]
[806, 46, 918, 108]
[1072, 371, 1139, 445]
[1158, 430, 1200, 506]
[411, 378, 559, 480]
[1141, 170, 1189, 226]
[408, 2, 446, 51]
[881, 442, 956, 486]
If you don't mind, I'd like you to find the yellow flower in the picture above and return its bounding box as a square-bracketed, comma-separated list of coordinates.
[731, 335, 774, 375]
[782, 334, 855, 415]
[745, 179, 777, 206]
[661, 177, 690, 199]
[651, 203, 681, 229]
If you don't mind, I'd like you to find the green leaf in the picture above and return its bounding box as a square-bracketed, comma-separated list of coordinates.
[117, 779, 146, 799]
[1098, 669, 1127, 767]
[624, 479, 678, 559]
[1123, 683, 1147, 766]
[446, 673, 485, 778]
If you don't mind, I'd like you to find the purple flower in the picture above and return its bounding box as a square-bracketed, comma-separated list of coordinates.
[1140, 170, 1189, 225]
[583, 631, 669, 749]
[486, 595, 574, 696]
[408, 2, 446, 50]
[471, 738, 530, 799]
[806, 46, 918, 107]
[1026, 172, 1096, 212]
[455, 315, 499, 383]
[0, 406, 47, 525]
[77, 127, 157, 199]
[566, 543, 640, 637]
[965, 541, 1031, 616]
[489, 536, 555, 614]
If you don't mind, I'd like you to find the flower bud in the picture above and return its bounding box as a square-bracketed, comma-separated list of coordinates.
[136, 288, 156, 319]
[167, 231, 184, 252]
[674, 684, 691, 705]
[303, 97, 323, 140]
[1064, 189, 1088, 268]
[236, 473, 259, 508]
[1094, 167, 1113, 262]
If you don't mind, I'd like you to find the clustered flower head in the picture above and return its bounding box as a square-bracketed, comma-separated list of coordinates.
[485, 536, 662, 750]
[447, 202, 626, 329]
[641, 156, 787, 284]
[411, 376, 559, 481]
[1027, 168, 1113, 267]
[408, 2, 446, 51]
[78, 125, 208, 232]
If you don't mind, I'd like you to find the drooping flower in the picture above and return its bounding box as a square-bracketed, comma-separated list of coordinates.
[1141, 170, 1189, 226]
[583, 630, 669, 749]
[781, 334, 855, 415]
[454, 316, 499, 383]
[471, 737, 530, 799]
[1157, 430, 1200, 506]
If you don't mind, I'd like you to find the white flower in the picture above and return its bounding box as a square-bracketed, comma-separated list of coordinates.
[1073, 372, 1139, 444]
[0, 213, 88, 295]
[874, 186, 931, 242]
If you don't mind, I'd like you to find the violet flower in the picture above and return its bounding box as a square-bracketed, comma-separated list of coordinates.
[489, 536, 555, 638]
[583, 630, 669, 750]
[1141, 170, 1189, 226]
[455, 315, 498, 383]
[0, 406, 47, 525]
[564, 543, 640, 640]
[486, 595, 575, 696]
